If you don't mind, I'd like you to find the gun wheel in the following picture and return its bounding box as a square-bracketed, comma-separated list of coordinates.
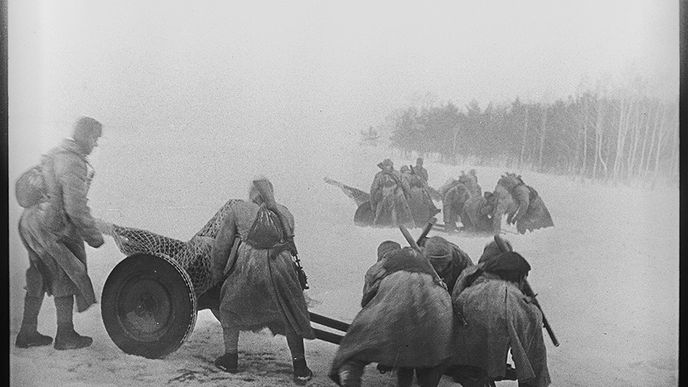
[102, 253, 197, 358]
[354, 201, 373, 226]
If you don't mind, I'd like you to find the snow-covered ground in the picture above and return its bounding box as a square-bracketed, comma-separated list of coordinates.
[9, 131, 679, 386]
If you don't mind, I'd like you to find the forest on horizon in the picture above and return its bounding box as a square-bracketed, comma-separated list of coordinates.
[368, 81, 679, 188]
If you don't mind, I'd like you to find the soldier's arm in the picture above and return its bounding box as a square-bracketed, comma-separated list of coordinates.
[370, 174, 381, 207]
[512, 187, 531, 222]
[399, 173, 412, 197]
[361, 264, 385, 307]
[210, 210, 238, 281]
[58, 153, 104, 248]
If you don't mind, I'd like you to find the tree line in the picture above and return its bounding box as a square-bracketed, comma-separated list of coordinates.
[386, 88, 679, 187]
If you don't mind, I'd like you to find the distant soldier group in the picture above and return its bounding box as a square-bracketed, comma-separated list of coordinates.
[369, 158, 439, 228]
[366, 158, 553, 236]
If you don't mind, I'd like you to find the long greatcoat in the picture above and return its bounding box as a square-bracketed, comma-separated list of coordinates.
[18, 139, 103, 312]
[213, 200, 314, 339]
[329, 248, 453, 379]
[451, 268, 551, 386]
[403, 172, 439, 226]
[508, 184, 554, 234]
[369, 170, 414, 228]
[460, 195, 496, 234]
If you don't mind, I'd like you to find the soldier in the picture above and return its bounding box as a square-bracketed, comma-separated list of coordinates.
[369, 159, 414, 228]
[402, 166, 440, 226]
[498, 173, 554, 234]
[15, 117, 105, 350]
[466, 169, 482, 197]
[450, 238, 551, 387]
[459, 192, 498, 234]
[439, 177, 471, 232]
[414, 157, 429, 183]
[210, 177, 314, 384]
[421, 236, 474, 294]
[329, 241, 453, 387]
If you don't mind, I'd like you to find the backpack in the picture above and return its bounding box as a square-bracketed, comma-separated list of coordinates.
[15, 163, 47, 208]
[245, 204, 285, 249]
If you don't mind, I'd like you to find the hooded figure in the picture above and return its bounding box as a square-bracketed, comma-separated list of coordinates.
[210, 177, 314, 384]
[422, 236, 474, 294]
[449, 238, 551, 387]
[16, 116, 105, 351]
[369, 159, 414, 228]
[329, 243, 453, 387]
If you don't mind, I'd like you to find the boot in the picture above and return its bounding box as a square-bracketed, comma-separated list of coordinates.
[54, 296, 92, 350]
[15, 331, 53, 348]
[54, 324, 93, 350]
[293, 357, 313, 385]
[214, 352, 239, 373]
[15, 294, 52, 348]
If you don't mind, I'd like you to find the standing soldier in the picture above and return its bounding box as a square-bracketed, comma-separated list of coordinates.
[210, 177, 314, 384]
[414, 157, 429, 183]
[15, 116, 105, 350]
[402, 166, 440, 226]
[369, 159, 414, 228]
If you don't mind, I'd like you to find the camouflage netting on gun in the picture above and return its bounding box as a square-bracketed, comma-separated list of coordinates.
[99, 200, 242, 297]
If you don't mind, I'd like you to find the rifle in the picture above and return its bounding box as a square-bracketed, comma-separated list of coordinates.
[521, 279, 559, 347]
[398, 219, 446, 290]
[493, 235, 559, 347]
[415, 216, 437, 247]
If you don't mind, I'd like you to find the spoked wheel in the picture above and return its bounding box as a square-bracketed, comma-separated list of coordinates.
[102, 253, 197, 358]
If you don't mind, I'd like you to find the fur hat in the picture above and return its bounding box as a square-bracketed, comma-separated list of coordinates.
[424, 236, 453, 271]
[377, 158, 394, 169]
[479, 238, 512, 263]
[377, 240, 401, 261]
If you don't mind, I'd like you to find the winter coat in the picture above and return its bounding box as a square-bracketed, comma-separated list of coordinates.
[442, 182, 471, 227]
[213, 200, 314, 339]
[329, 248, 453, 378]
[460, 195, 496, 233]
[369, 170, 414, 227]
[18, 139, 103, 312]
[414, 165, 429, 182]
[507, 184, 554, 234]
[451, 269, 551, 386]
[424, 237, 474, 294]
[403, 172, 439, 226]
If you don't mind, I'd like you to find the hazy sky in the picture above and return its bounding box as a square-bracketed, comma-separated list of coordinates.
[8, 0, 679, 160]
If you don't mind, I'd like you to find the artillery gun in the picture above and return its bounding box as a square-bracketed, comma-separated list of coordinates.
[99, 199, 347, 358]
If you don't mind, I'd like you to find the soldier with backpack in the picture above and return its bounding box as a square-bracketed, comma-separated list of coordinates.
[210, 177, 314, 385]
[14, 116, 105, 350]
[369, 159, 414, 228]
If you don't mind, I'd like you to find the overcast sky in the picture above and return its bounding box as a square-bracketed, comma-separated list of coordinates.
[8, 0, 679, 159]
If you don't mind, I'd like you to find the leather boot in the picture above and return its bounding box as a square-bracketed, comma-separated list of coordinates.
[54, 296, 92, 350]
[15, 295, 52, 348]
[54, 324, 93, 350]
[214, 352, 239, 373]
[293, 357, 313, 385]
